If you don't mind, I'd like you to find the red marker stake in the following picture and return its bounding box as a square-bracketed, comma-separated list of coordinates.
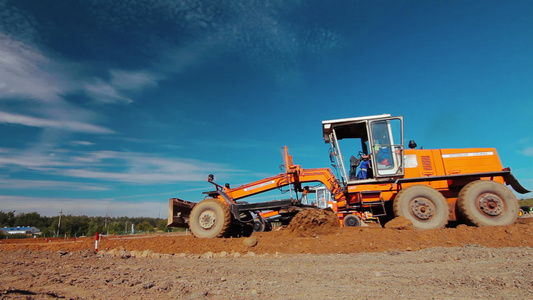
[94, 232, 99, 253]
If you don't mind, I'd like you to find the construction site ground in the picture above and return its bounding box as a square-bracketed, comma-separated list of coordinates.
[1, 215, 532, 299]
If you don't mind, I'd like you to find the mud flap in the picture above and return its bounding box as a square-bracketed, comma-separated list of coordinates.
[503, 170, 531, 194]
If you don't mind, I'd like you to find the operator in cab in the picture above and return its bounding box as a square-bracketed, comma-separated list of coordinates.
[357, 154, 371, 179]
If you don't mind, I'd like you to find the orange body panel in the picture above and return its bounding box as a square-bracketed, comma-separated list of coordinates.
[403, 148, 502, 177]
[340, 147, 508, 221]
[260, 211, 280, 218]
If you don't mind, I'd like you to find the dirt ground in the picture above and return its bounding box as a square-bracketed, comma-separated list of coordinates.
[1, 216, 532, 299]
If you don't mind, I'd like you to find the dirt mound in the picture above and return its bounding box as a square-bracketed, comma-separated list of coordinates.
[285, 208, 340, 236]
[384, 216, 414, 230]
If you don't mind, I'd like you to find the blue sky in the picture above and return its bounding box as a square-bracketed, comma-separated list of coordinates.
[0, 0, 531, 218]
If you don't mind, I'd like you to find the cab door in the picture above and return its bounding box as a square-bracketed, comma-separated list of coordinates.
[368, 116, 404, 178]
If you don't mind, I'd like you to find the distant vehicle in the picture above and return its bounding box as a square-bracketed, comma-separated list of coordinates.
[519, 206, 533, 217]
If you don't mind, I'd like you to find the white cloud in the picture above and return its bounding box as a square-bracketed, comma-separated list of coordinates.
[0, 1, 344, 205]
[0, 111, 115, 134]
[63, 169, 203, 183]
[0, 147, 74, 169]
[0, 179, 109, 191]
[60, 150, 236, 183]
[0, 33, 162, 137]
[83, 78, 133, 104]
[71, 141, 96, 147]
[0, 33, 121, 142]
[0, 33, 71, 103]
[82, 69, 160, 104]
[109, 69, 159, 91]
[0, 146, 238, 184]
[523, 147, 533, 157]
[87, 1, 340, 87]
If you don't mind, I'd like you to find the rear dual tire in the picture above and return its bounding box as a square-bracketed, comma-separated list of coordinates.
[456, 180, 518, 226]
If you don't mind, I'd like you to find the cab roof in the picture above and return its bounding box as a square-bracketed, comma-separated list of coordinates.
[322, 114, 391, 142]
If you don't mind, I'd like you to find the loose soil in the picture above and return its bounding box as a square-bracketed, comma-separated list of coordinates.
[1, 217, 532, 299]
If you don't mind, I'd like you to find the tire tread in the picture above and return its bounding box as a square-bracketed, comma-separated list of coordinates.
[189, 199, 231, 238]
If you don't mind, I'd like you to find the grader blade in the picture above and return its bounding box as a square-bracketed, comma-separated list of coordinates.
[167, 198, 196, 227]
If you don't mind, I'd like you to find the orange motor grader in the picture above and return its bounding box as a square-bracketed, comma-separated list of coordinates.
[167, 114, 529, 238]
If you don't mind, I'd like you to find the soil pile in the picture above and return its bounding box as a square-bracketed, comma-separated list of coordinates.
[285, 208, 340, 236]
[384, 216, 414, 230]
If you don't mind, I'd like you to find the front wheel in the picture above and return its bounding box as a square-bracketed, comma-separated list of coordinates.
[456, 180, 518, 226]
[189, 199, 231, 238]
[343, 214, 361, 227]
[393, 185, 449, 230]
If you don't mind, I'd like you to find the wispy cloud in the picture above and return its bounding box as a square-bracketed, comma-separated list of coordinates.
[70, 141, 96, 147]
[0, 147, 240, 184]
[61, 151, 238, 183]
[82, 70, 160, 104]
[83, 78, 134, 104]
[0, 33, 119, 140]
[0, 33, 72, 103]
[0, 1, 344, 210]
[0, 148, 74, 169]
[109, 69, 160, 91]
[0, 32, 159, 131]
[0, 179, 109, 191]
[88, 1, 342, 87]
[0, 111, 115, 134]
[523, 147, 533, 157]
[1, 0, 341, 137]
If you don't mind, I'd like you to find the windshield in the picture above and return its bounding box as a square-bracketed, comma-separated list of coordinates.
[370, 119, 403, 176]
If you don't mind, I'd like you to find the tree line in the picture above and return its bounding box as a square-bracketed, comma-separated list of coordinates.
[0, 211, 171, 238]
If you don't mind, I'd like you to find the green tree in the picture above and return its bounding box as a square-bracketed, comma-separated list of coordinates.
[157, 219, 167, 231]
[104, 222, 123, 235]
[49, 219, 59, 236]
[62, 215, 90, 237]
[0, 211, 16, 227]
[135, 221, 153, 232]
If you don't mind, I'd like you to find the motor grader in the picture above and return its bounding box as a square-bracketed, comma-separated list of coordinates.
[167, 114, 530, 238]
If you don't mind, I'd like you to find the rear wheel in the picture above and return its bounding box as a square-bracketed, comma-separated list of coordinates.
[253, 218, 273, 232]
[189, 199, 231, 238]
[343, 214, 361, 227]
[393, 185, 449, 230]
[253, 219, 265, 232]
[456, 180, 518, 226]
